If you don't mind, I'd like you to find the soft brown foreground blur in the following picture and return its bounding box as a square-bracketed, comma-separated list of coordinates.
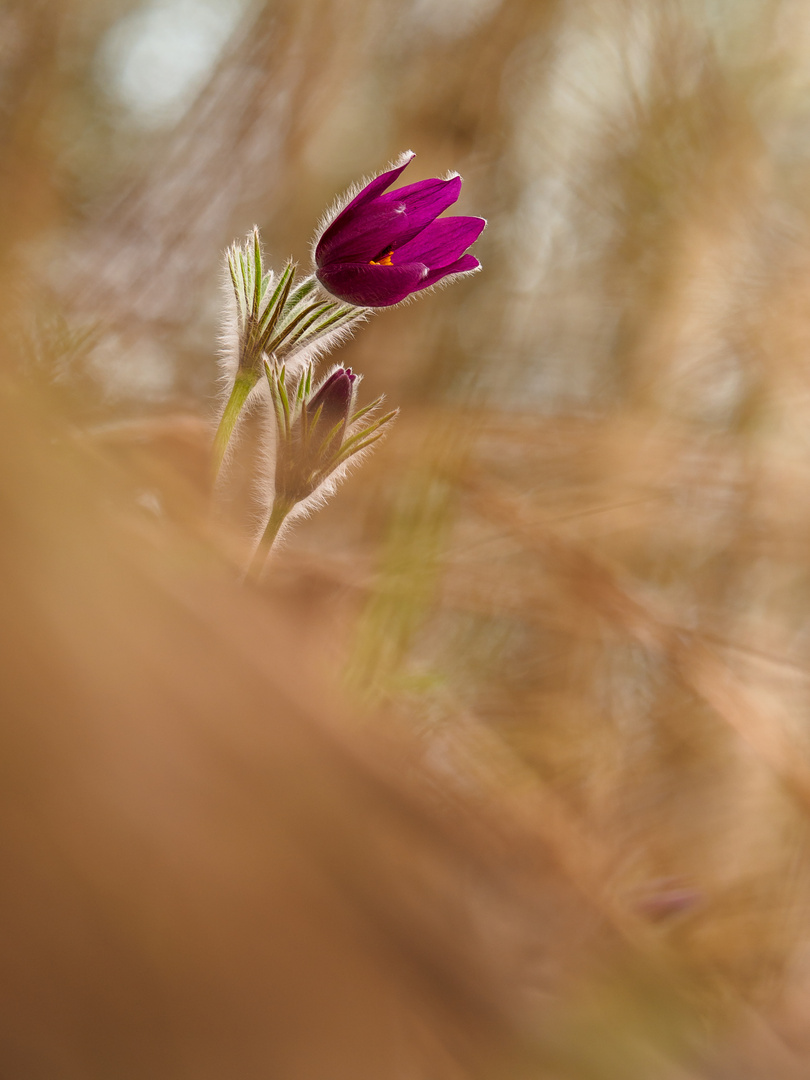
[0, 371, 542, 1078]
[8, 0, 810, 1076]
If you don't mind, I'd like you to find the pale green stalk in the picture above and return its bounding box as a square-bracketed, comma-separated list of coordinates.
[245, 497, 294, 581]
[211, 371, 257, 482]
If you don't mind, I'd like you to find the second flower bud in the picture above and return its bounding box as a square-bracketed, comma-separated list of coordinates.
[266, 361, 396, 510]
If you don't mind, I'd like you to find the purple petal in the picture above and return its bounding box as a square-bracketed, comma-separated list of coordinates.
[315, 153, 415, 266]
[308, 368, 344, 406]
[336, 152, 415, 217]
[316, 175, 463, 266]
[373, 175, 461, 211]
[316, 262, 427, 307]
[393, 216, 486, 268]
[308, 368, 354, 431]
[420, 253, 480, 290]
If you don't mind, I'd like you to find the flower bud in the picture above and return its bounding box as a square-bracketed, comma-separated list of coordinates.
[265, 362, 395, 509]
[306, 367, 356, 457]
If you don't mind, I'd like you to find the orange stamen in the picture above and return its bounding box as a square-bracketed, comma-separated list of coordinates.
[369, 249, 394, 266]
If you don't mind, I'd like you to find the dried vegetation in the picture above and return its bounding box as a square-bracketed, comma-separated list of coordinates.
[4, 0, 810, 1076]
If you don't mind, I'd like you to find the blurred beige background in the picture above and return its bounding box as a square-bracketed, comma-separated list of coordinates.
[5, 1, 810, 1076]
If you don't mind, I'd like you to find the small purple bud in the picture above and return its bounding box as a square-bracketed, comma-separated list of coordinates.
[266, 360, 395, 510]
[307, 368, 355, 448]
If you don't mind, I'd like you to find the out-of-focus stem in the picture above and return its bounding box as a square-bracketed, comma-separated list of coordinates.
[245, 497, 294, 582]
[211, 371, 257, 482]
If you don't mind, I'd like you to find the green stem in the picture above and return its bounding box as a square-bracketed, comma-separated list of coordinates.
[245, 498, 294, 581]
[211, 371, 258, 482]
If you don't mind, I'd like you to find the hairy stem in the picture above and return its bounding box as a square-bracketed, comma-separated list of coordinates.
[211, 371, 257, 482]
[245, 497, 294, 581]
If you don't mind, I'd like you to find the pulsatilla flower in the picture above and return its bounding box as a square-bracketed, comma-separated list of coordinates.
[245, 361, 396, 578]
[259, 361, 396, 538]
[314, 151, 486, 307]
[212, 228, 367, 480]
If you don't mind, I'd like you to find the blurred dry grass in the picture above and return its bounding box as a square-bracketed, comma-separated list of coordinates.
[5, 0, 810, 1075]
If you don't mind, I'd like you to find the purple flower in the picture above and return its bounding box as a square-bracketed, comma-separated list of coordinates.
[265, 362, 396, 507]
[314, 151, 486, 307]
[306, 366, 356, 457]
